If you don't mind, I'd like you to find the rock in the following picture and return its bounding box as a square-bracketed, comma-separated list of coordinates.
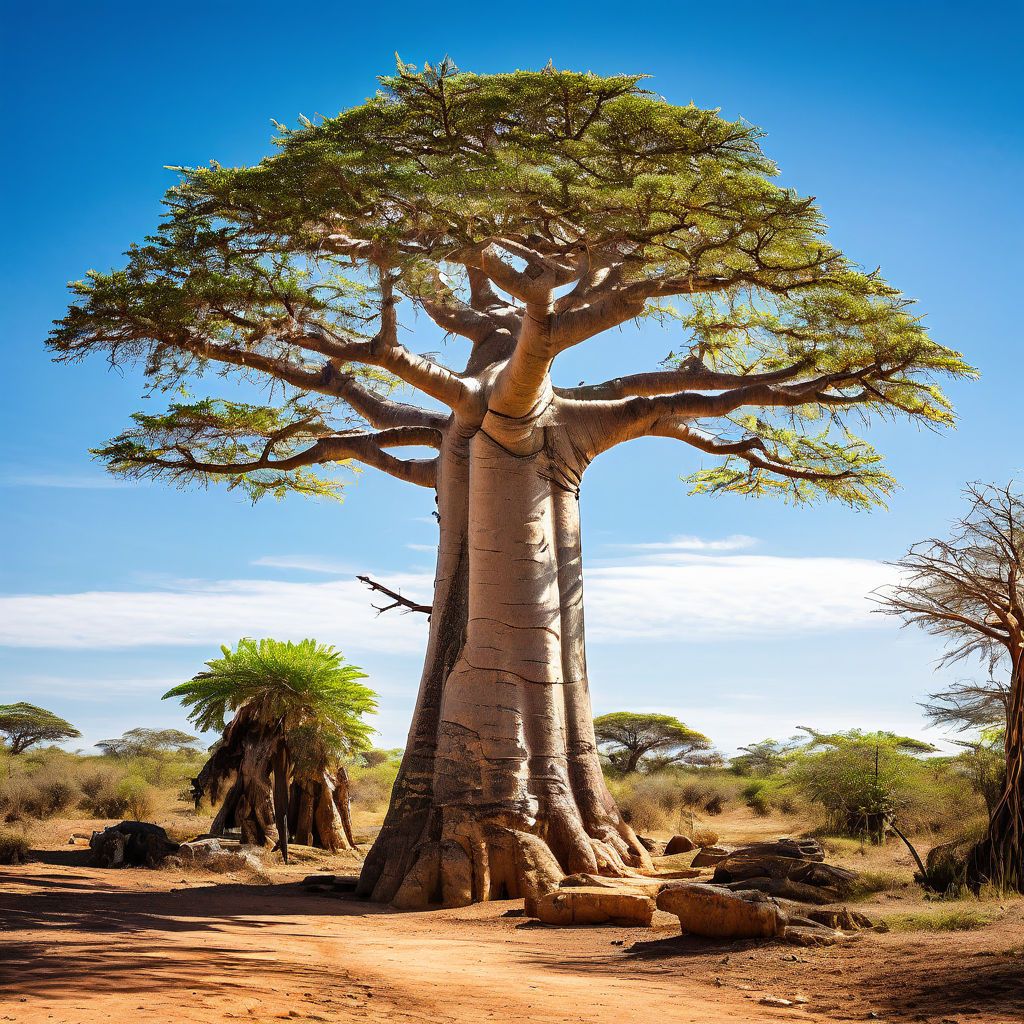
[89, 822, 179, 868]
[534, 887, 656, 926]
[559, 872, 665, 896]
[781, 925, 847, 947]
[177, 838, 264, 873]
[807, 907, 873, 931]
[690, 846, 732, 867]
[760, 996, 793, 1007]
[656, 882, 787, 939]
[664, 835, 696, 856]
[713, 853, 857, 902]
[636, 834, 666, 856]
[644, 852, 704, 878]
[740, 838, 825, 862]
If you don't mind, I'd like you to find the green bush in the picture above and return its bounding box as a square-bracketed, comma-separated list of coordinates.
[0, 827, 30, 864]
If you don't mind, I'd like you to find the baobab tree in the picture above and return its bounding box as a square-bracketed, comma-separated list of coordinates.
[879, 483, 1024, 891]
[50, 62, 972, 907]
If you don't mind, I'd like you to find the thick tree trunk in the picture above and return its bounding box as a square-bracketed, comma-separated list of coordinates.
[968, 652, 1024, 892]
[357, 415, 651, 907]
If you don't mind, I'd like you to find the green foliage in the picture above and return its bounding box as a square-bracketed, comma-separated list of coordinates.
[0, 703, 81, 755]
[730, 737, 801, 776]
[49, 60, 973, 506]
[787, 728, 945, 841]
[594, 711, 715, 774]
[165, 638, 376, 762]
[94, 397, 355, 502]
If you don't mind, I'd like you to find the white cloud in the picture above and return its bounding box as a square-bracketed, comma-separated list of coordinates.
[0, 575, 432, 652]
[250, 555, 356, 574]
[609, 534, 759, 554]
[0, 547, 897, 651]
[585, 554, 898, 642]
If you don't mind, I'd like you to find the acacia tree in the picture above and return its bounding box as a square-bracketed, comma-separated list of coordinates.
[879, 483, 1024, 891]
[594, 712, 714, 773]
[0, 703, 81, 755]
[96, 727, 203, 758]
[50, 62, 972, 907]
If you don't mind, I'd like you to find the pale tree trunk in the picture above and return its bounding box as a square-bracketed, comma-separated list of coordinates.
[357, 406, 651, 907]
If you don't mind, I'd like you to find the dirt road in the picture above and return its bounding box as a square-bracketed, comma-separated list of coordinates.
[1, 849, 1022, 1023]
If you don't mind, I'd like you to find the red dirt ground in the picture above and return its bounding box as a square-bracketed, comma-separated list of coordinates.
[1, 823, 1022, 1024]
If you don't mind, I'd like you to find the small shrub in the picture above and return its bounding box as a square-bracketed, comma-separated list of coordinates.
[692, 826, 719, 848]
[117, 777, 157, 820]
[0, 827, 30, 864]
[847, 870, 907, 900]
[0, 768, 81, 820]
[349, 759, 400, 812]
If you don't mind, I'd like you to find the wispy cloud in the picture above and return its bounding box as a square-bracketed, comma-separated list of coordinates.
[0, 546, 896, 651]
[610, 534, 759, 554]
[250, 555, 357, 575]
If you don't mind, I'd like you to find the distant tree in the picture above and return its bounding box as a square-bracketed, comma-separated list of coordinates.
[165, 638, 376, 858]
[0, 703, 81, 755]
[358, 747, 404, 768]
[879, 482, 1024, 891]
[730, 737, 802, 776]
[96, 727, 204, 758]
[594, 712, 714, 774]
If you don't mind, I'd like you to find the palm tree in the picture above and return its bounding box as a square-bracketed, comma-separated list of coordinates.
[165, 638, 376, 860]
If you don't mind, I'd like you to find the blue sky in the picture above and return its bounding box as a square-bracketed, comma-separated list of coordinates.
[1, 1, 1021, 755]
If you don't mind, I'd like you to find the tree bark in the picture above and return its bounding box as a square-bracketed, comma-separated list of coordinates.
[357, 408, 651, 907]
[968, 648, 1024, 892]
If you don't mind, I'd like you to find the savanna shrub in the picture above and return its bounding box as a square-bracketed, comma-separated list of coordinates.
[349, 759, 401, 812]
[0, 827, 30, 864]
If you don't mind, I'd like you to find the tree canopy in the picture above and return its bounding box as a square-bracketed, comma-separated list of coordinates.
[0, 703, 81, 755]
[593, 711, 714, 774]
[50, 60, 973, 509]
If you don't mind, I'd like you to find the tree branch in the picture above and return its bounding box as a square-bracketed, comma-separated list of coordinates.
[356, 575, 433, 616]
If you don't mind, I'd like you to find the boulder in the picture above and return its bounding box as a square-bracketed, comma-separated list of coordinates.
[690, 846, 731, 867]
[712, 853, 856, 902]
[656, 882, 787, 939]
[781, 924, 847, 947]
[534, 887, 656, 926]
[175, 838, 264, 873]
[89, 822, 179, 868]
[737, 838, 825, 862]
[664, 835, 697, 856]
[644, 851, 704, 878]
[636, 834, 666, 856]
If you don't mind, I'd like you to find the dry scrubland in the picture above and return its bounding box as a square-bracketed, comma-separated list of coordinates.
[1, 748, 1022, 1024]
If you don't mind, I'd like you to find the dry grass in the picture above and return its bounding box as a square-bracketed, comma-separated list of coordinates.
[881, 907, 999, 931]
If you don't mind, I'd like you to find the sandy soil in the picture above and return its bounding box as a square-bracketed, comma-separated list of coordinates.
[2, 816, 1022, 1024]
